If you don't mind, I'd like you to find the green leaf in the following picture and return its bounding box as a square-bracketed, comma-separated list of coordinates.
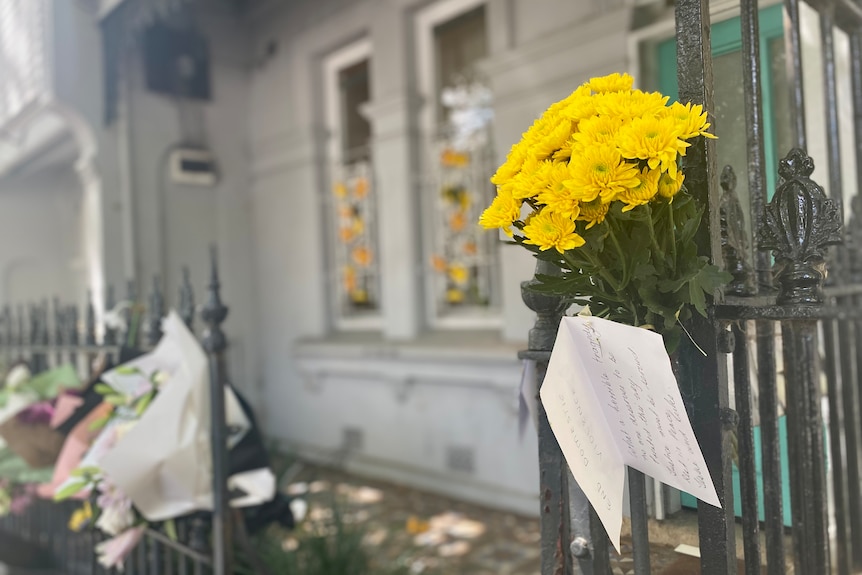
[88, 414, 112, 432]
[113, 365, 140, 376]
[686, 262, 732, 318]
[54, 480, 87, 501]
[94, 383, 115, 396]
[70, 466, 100, 478]
[688, 279, 708, 317]
[164, 519, 178, 542]
[27, 365, 82, 398]
[135, 390, 155, 417]
[105, 395, 128, 406]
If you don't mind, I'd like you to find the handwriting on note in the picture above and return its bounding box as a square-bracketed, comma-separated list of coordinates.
[540, 316, 720, 553]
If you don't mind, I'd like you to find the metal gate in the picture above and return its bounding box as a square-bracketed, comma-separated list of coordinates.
[524, 0, 862, 573]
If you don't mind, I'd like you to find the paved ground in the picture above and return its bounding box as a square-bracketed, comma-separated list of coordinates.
[281, 463, 702, 574]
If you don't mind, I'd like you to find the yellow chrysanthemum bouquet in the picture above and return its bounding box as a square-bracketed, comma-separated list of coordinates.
[480, 73, 729, 351]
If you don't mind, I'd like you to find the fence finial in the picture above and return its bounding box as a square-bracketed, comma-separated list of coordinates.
[202, 246, 229, 354]
[179, 266, 195, 330]
[86, 291, 96, 346]
[104, 285, 116, 345]
[759, 148, 843, 304]
[0, 305, 9, 347]
[147, 276, 164, 346]
[67, 305, 79, 346]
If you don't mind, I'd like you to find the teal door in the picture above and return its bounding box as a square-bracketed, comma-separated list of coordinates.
[656, 4, 793, 527]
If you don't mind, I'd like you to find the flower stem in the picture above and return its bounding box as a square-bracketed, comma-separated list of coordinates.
[645, 205, 663, 258]
[667, 202, 677, 268]
[607, 223, 629, 288]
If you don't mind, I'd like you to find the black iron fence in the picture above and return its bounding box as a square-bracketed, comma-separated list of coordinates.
[525, 0, 862, 573]
[0, 248, 232, 575]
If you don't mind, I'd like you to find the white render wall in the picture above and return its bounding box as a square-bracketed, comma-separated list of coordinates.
[246, 0, 633, 514]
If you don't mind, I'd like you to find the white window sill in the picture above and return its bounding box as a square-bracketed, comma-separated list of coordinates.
[294, 330, 525, 365]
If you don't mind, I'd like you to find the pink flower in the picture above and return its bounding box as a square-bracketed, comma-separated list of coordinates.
[96, 526, 145, 570]
[17, 401, 55, 425]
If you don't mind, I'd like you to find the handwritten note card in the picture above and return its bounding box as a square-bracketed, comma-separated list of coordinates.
[540, 316, 720, 552]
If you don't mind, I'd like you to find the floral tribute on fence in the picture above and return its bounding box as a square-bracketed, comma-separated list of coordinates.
[479, 72, 729, 351]
[480, 73, 728, 550]
[0, 312, 291, 570]
[0, 364, 84, 518]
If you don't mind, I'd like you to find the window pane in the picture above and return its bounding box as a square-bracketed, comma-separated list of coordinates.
[434, 6, 487, 124]
[424, 5, 498, 323]
[327, 53, 380, 323]
[339, 59, 371, 163]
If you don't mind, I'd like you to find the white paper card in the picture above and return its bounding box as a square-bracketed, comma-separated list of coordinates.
[540, 316, 720, 552]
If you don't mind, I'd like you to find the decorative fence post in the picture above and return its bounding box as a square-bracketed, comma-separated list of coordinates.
[759, 148, 843, 574]
[520, 259, 578, 575]
[147, 277, 164, 347]
[675, 1, 737, 572]
[201, 246, 232, 575]
[179, 266, 195, 330]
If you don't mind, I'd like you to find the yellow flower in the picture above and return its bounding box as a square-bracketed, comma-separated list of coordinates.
[69, 501, 93, 532]
[522, 209, 586, 253]
[441, 148, 470, 168]
[479, 190, 522, 235]
[617, 168, 660, 211]
[564, 145, 641, 203]
[352, 246, 373, 267]
[664, 101, 717, 140]
[594, 90, 669, 121]
[491, 143, 528, 186]
[339, 227, 356, 244]
[448, 264, 469, 285]
[572, 115, 623, 149]
[559, 94, 599, 123]
[353, 177, 370, 199]
[431, 255, 448, 273]
[333, 182, 348, 198]
[449, 211, 467, 232]
[350, 289, 369, 304]
[446, 288, 465, 304]
[343, 266, 356, 292]
[547, 84, 591, 116]
[537, 162, 580, 219]
[510, 156, 545, 200]
[658, 170, 685, 199]
[588, 72, 634, 94]
[616, 116, 687, 178]
[578, 200, 610, 229]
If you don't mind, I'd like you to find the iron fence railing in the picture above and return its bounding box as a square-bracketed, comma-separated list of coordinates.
[526, 0, 862, 573]
[0, 247, 232, 575]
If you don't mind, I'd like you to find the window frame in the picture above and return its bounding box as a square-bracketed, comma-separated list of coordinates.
[322, 38, 382, 332]
[415, 0, 502, 331]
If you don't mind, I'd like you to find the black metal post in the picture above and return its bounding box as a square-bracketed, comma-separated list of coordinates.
[179, 266, 195, 330]
[519, 259, 573, 575]
[675, 1, 736, 572]
[147, 276, 164, 347]
[201, 246, 232, 575]
[760, 149, 842, 574]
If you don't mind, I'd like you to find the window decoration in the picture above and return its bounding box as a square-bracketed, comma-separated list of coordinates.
[324, 44, 379, 326]
[330, 160, 380, 317]
[428, 79, 497, 315]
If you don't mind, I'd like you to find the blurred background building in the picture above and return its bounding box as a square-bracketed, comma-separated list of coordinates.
[0, 0, 852, 518]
